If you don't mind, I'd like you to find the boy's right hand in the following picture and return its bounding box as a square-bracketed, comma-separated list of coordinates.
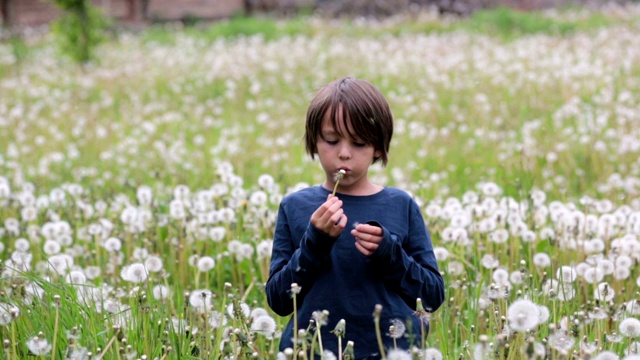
[310, 195, 348, 238]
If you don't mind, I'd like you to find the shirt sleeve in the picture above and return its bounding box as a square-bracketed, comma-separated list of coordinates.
[367, 201, 445, 313]
[265, 203, 338, 316]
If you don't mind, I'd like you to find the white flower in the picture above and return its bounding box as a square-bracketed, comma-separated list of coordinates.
[386, 349, 412, 360]
[250, 314, 277, 337]
[209, 310, 227, 328]
[422, 348, 444, 360]
[433, 247, 449, 261]
[256, 239, 273, 260]
[227, 302, 250, 319]
[533, 253, 551, 268]
[136, 185, 153, 206]
[102, 237, 122, 252]
[43, 240, 62, 255]
[209, 226, 226, 242]
[620, 318, 640, 338]
[66, 270, 87, 285]
[584, 267, 605, 284]
[489, 229, 509, 244]
[120, 263, 148, 283]
[387, 318, 406, 339]
[144, 255, 163, 272]
[196, 256, 216, 272]
[257, 174, 275, 190]
[14, 238, 30, 252]
[537, 305, 550, 324]
[249, 191, 268, 206]
[152, 285, 171, 300]
[594, 282, 615, 302]
[556, 265, 577, 283]
[507, 299, 540, 332]
[26, 335, 52, 355]
[593, 350, 620, 360]
[0, 302, 19, 326]
[189, 289, 213, 312]
[48, 253, 73, 274]
[548, 330, 575, 352]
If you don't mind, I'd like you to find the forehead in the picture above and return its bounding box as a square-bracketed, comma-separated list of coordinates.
[320, 107, 353, 133]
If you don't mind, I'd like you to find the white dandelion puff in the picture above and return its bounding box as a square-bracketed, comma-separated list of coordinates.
[422, 347, 444, 360]
[507, 299, 540, 332]
[0, 302, 20, 326]
[387, 318, 406, 339]
[556, 266, 578, 283]
[620, 318, 640, 338]
[386, 349, 412, 360]
[120, 263, 148, 284]
[227, 302, 251, 319]
[533, 253, 551, 268]
[250, 314, 277, 337]
[196, 256, 216, 272]
[26, 335, 52, 356]
[595, 282, 615, 302]
[144, 255, 163, 273]
[152, 285, 171, 300]
[189, 289, 213, 312]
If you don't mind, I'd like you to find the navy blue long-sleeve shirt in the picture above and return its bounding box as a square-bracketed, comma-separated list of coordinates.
[266, 186, 445, 359]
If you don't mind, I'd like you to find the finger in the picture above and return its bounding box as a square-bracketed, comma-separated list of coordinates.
[356, 223, 383, 236]
[328, 209, 344, 227]
[355, 241, 374, 256]
[336, 213, 348, 228]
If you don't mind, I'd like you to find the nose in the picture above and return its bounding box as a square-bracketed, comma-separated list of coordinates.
[338, 142, 351, 160]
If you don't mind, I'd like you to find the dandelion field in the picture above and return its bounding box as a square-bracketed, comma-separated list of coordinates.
[2, 4, 640, 359]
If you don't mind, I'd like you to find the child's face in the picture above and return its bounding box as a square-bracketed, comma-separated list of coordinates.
[317, 109, 381, 195]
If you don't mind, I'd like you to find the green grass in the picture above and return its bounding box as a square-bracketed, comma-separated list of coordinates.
[1, 4, 640, 359]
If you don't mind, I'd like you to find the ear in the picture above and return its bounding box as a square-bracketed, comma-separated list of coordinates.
[373, 149, 382, 159]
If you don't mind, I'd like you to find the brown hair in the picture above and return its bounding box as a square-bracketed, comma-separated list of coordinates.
[304, 77, 393, 166]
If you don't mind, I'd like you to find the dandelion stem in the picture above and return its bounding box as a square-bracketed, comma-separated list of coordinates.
[51, 297, 60, 360]
[292, 285, 299, 359]
[373, 304, 386, 359]
[241, 280, 255, 303]
[317, 322, 324, 357]
[332, 170, 346, 196]
[96, 335, 117, 360]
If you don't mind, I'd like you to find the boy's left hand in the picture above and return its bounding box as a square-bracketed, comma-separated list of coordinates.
[351, 223, 383, 256]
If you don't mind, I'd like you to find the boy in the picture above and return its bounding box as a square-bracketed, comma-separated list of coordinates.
[266, 77, 444, 359]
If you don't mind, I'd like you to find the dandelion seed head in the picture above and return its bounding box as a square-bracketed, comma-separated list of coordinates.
[196, 256, 215, 272]
[593, 350, 620, 360]
[0, 302, 19, 326]
[507, 299, 540, 332]
[422, 347, 444, 360]
[250, 314, 277, 337]
[620, 317, 640, 337]
[208, 310, 227, 328]
[189, 289, 213, 311]
[120, 263, 148, 283]
[388, 318, 406, 339]
[26, 335, 52, 355]
[556, 265, 578, 283]
[227, 302, 250, 319]
[533, 253, 551, 268]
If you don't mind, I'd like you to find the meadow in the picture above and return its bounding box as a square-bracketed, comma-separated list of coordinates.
[1, 4, 640, 359]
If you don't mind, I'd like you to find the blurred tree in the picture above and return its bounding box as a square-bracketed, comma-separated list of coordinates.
[50, 0, 108, 64]
[125, 0, 149, 23]
[1, 0, 10, 27]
